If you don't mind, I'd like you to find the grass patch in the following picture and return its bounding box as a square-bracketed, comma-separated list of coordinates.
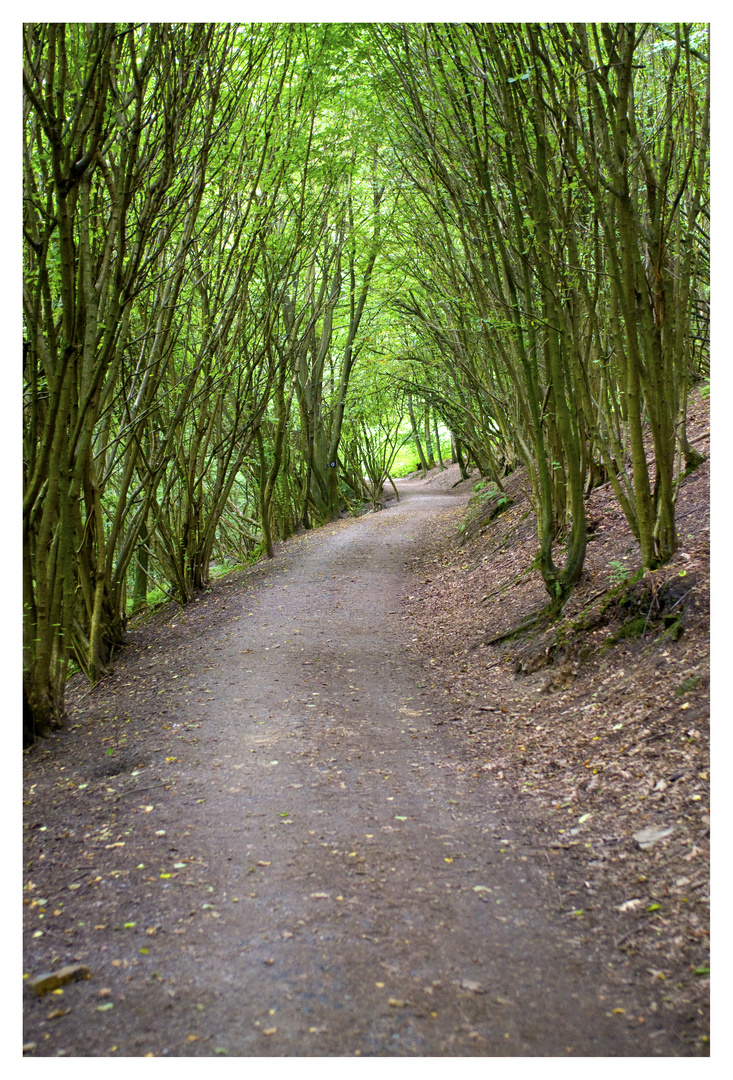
[675, 675, 701, 697]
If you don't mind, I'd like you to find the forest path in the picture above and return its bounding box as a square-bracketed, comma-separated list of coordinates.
[24, 486, 666, 1057]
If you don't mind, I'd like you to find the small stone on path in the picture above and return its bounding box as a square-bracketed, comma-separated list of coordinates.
[632, 826, 674, 850]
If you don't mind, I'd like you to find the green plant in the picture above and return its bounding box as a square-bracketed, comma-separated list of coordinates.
[472, 480, 499, 500]
[608, 560, 633, 586]
[675, 675, 701, 697]
[469, 481, 510, 516]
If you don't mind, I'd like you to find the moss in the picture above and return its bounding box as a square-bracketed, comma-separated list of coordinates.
[683, 446, 706, 476]
[675, 674, 700, 697]
[663, 615, 684, 641]
[617, 615, 648, 639]
[602, 615, 648, 649]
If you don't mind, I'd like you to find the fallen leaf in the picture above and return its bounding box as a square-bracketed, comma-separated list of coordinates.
[633, 826, 674, 850]
[616, 898, 642, 912]
[388, 998, 407, 1008]
[29, 964, 91, 996]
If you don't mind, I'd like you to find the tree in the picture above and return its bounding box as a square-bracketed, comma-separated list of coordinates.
[373, 21, 709, 614]
[23, 23, 286, 737]
[22, 21, 709, 743]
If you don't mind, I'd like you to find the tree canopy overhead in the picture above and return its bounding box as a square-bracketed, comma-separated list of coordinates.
[23, 21, 709, 743]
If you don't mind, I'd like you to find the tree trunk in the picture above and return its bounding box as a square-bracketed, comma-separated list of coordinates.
[433, 411, 445, 469]
[408, 394, 429, 475]
[424, 403, 435, 468]
[452, 436, 469, 480]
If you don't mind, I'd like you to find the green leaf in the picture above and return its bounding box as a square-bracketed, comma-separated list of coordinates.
[694, 966, 709, 976]
[647, 903, 661, 912]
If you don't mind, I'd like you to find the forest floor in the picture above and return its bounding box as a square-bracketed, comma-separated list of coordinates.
[22, 395, 709, 1059]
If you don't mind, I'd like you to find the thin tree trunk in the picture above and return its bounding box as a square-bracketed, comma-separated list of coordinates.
[433, 410, 445, 469]
[407, 394, 429, 475]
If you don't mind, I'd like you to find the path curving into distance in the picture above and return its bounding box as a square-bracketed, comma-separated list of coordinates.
[23, 486, 670, 1056]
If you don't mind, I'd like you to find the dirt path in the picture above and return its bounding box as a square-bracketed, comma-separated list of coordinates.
[23, 487, 680, 1056]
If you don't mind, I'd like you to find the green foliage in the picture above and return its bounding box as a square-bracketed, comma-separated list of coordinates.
[608, 560, 633, 587]
[391, 427, 452, 477]
[472, 482, 510, 512]
[22, 20, 709, 742]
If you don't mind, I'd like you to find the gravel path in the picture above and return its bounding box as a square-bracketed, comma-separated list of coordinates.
[23, 487, 674, 1056]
